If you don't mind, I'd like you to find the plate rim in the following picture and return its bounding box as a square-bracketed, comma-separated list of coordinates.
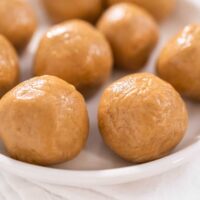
[0, 138, 199, 186]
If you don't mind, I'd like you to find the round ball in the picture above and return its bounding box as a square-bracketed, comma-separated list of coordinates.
[0, 0, 37, 50]
[98, 73, 188, 163]
[97, 3, 158, 71]
[42, 0, 103, 23]
[0, 35, 19, 97]
[0, 75, 89, 165]
[157, 24, 200, 101]
[34, 20, 113, 96]
[106, 0, 176, 21]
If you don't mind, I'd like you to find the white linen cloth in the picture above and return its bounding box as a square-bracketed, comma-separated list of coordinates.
[0, 0, 200, 199]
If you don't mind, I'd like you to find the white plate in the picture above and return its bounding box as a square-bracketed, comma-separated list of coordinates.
[0, 0, 200, 186]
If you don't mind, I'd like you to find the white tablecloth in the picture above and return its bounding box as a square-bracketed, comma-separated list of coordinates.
[1, 0, 200, 199]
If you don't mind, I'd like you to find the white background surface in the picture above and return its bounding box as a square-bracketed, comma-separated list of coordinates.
[1, 0, 200, 199]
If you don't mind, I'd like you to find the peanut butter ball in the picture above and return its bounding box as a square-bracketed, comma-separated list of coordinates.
[0, 35, 19, 97]
[0, 0, 37, 50]
[42, 0, 103, 23]
[157, 24, 200, 101]
[97, 3, 158, 71]
[0, 75, 89, 166]
[98, 73, 188, 163]
[106, 0, 176, 21]
[34, 20, 113, 96]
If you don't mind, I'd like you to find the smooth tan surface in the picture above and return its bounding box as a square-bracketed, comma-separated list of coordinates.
[0, 35, 19, 97]
[97, 3, 158, 71]
[98, 73, 188, 163]
[0, 0, 37, 50]
[42, 0, 103, 23]
[157, 24, 200, 101]
[106, 0, 176, 21]
[0, 75, 89, 166]
[34, 20, 113, 96]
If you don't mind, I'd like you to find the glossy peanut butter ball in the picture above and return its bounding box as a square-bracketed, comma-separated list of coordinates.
[106, 0, 176, 21]
[0, 75, 89, 165]
[98, 73, 188, 163]
[97, 3, 158, 71]
[157, 25, 200, 101]
[34, 20, 113, 96]
[0, 35, 19, 97]
[0, 0, 37, 50]
[42, 0, 103, 23]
